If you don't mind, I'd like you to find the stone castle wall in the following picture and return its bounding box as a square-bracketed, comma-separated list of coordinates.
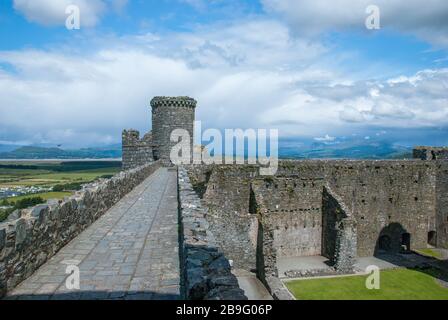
[201, 166, 259, 271]
[177, 167, 247, 300]
[0, 161, 161, 298]
[436, 162, 448, 249]
[122, 129, 154, 170]
[122, 96, 197, 169]
[151, 97, 196, 165]
[320, 160, 437, 256]
[322, 186, 357, 273]
[185, 160, 444, 279]
[252, 176, 324, 259]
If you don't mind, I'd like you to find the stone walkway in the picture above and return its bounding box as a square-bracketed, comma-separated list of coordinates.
[6, 168, 180, 300]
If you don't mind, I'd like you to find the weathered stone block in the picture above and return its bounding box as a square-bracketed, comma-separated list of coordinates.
[15, 218, 28, 248]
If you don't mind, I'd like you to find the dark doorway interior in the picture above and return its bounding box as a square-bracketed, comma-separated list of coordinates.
[428, 231, 437, 247]
[401, 233, 411, 252]
[378, 235, 392, 252]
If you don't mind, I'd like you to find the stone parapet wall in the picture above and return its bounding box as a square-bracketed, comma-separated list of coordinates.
[264, 276, 294, 300]
[0, 161, 162, 298]
[177, 167, 247, 300]
[122, 129, 154, 170]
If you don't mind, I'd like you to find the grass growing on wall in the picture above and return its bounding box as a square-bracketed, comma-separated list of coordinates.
[285, 269, 448, 300]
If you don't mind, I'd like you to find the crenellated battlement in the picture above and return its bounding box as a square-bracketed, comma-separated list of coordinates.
[150, 96, 197, 109]
[122, 96, 197, 169]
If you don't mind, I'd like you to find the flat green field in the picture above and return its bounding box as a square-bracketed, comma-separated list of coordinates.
[6, 192, 72, 203]
[0, 161, 122, 222]
[285, 269, 448, 300]
[0, 163, 121, 188]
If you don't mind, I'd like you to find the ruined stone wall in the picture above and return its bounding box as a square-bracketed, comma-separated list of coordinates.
[201, 166, 259, 271]
[414, 146, 448, 160]
[252, 176, 324, 258]
[264, 160, 435, 257]
[436, 162, 448, 248]
[122, 129, 154, 170]
[177, 167, 247, 300]
[185, 164, 214, 199]
[320, 160, 436, 256]
[151, 97, 196, 165]
[188, 160, 438, 273]
[322, 186, 357, 272]
[0, 161, 162, 298]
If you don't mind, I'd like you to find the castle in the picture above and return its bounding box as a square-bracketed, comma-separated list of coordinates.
[122, 96, 196, 169]
[123, 96, 448, 289]
[0, 96, 446, 300]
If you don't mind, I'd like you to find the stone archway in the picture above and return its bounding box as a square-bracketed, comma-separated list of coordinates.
[375, 223, 409, 255]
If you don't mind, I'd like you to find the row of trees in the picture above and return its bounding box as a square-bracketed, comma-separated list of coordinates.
[0, 196, 45, 222]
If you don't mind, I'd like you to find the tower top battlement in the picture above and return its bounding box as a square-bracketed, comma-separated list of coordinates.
[150, 96, 197, 108]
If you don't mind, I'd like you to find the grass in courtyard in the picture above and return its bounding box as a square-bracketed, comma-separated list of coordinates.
[285, 269, 448, 300]
[415, 249, 444, 260]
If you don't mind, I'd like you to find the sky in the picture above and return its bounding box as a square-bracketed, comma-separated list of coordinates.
[0, 0, 447, 148]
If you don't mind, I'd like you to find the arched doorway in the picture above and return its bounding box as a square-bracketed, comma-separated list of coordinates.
[401, 233, 411, 252]
[428, 231, 437, 247]
[378, 235, 392, 252]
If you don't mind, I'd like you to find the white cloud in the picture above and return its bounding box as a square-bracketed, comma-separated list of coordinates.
[262, 0, 448, 47]
[314, 134, 335, 142]
[0, 17, 447, 147]
[13, 0, 126, 27]
[340, 106, 366, 123]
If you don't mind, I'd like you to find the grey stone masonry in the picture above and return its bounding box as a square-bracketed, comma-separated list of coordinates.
[4, 167, 180, 300]
[322, 185, 357, 273]
[121, 96, 197, 170]
[0, 161, 162, 299]
[177, 166, 247, 300]
[151, 97, 196, 165]
[122, 130, 154, 170]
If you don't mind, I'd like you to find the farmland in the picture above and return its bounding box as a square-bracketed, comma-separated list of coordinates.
[0, 161, 121, 222]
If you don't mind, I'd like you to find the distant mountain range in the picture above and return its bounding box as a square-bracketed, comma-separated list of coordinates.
[0, 145, 122, 159]
[278, 138, 413, 160]
[0, 139, 413, 160]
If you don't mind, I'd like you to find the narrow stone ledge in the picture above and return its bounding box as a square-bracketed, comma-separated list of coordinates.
[265, 276, 294, 300]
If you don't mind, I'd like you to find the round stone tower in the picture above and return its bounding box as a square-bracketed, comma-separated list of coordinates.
[150, 96, 197, 164]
